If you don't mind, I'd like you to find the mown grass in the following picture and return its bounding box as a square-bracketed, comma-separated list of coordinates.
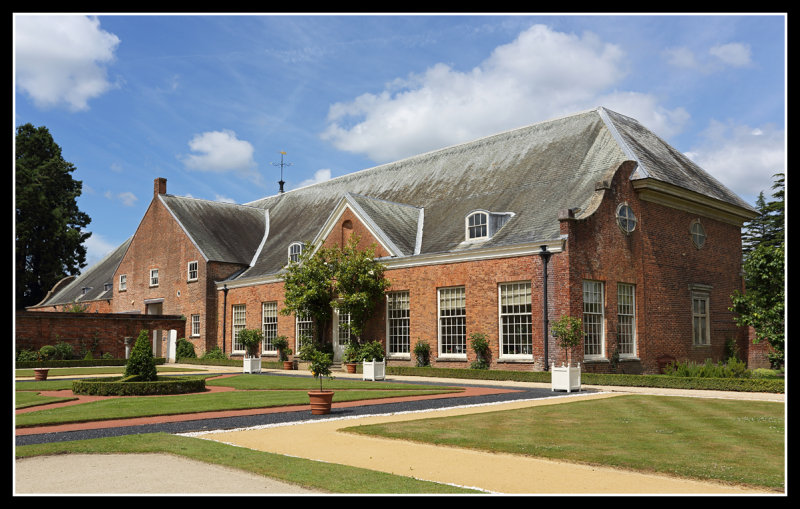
[343, 394, 785, 491]
[14, 433, 480, 494]
[15, 374, 462, 427]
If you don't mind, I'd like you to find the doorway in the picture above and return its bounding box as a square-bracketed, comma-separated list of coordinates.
[332, 307, 351, 363]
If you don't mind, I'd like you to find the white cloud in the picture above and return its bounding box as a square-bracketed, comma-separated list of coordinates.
[215, 194, 236, 203]
[321, 24, 688, 163]
[182, 130, 257, 174]
[105, 190, 138, 206]
[685, 120, 785, 204]
[14, 14, 120, 111]
[296, 169, 332, 189]
[82, 232, 118, 269]
[709, 43, 752, 67]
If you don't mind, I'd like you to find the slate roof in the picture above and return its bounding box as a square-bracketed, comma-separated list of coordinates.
[31, 107, 756, 301]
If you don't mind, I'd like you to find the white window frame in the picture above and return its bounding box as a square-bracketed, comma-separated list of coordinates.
[119, 274, 127, 291]
[262, 302, 278, 353]
[691, 287, 711, 346]
[296, 311, 314, 351]
[187, 260, 198, 281]
[617, 283, 637, 358]
[582, 280, 605, 359]
[232, 304, 246, 353]
[498, 282, 533, 358]
[191, 314, 201, 337]
[288, 242, 303, 263]
[465, 211, 488, 241]
[386, 291, 410, 357]
[438, 286, 467, 357]
[690, 220, 706, 249]
[149, 268, 159, 287]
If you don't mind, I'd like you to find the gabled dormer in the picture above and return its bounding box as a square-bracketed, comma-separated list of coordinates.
[464, 209, 514, 243]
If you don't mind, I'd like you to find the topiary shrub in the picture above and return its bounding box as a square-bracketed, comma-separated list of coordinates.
[124, 330, 158, 381]
[175, 338, 197, 359]
[38, 345, 56, 361]
[53, 341, 74, 360]
[359, 340, 385, 362]
[201, 346, 227, 360]
[413, 339, 431, 367]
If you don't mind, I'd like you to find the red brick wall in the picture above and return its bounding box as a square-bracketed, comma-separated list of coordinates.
[15, 311, 185, 359]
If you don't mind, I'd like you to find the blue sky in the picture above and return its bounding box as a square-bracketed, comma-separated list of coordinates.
[14, 13, 786, 270]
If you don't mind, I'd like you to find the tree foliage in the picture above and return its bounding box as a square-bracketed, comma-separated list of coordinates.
[730, 173, 785, 367]
[124, 330, 158, 381]
[15, 124, 91, 309]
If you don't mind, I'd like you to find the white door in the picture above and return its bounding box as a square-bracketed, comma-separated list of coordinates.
[332, 307, 351, 363]
[146, 302, 163, 357]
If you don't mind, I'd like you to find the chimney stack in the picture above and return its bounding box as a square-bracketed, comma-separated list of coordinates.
[154, 178, 167, 197]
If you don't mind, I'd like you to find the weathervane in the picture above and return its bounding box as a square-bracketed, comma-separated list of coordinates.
[271, 151, 293, 193]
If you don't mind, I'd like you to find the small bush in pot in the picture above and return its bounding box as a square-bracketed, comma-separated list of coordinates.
[273, 336, 290, 361]
[359, 340, 385, 362]
[413, 339, 431, 367]
[239, 329, 263, 358]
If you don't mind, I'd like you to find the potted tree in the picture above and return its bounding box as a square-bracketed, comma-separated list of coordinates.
[239, 328, 263, 374]
[550, 315, 582, 392]
[273, 336, 294, 370]
[304, 346, 335, 415]
[360, 340, 386, 381]
[343, 340, 361, 373]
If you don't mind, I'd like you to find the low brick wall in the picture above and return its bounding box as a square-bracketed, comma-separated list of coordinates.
[15, 311, 185, 359]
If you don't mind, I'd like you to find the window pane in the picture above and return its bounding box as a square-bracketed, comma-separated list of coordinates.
[387, 292, 410, 354]
[617, 284, 635, 356]
[232, 304, 246, 352]
[500, 282, 532, 355]
[583, 281, 604, 356]
[262, 302, 278, 351]
[439, 287, 466, 354]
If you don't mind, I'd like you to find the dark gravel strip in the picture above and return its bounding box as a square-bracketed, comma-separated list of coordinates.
[16, 383, 583, 447]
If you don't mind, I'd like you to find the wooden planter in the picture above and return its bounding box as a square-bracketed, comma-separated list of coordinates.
[243, 356, 262, 374]
[551, 363, 581, 392]
[307, 390, 334, 415]
[362, 359, 385, 381]
[34, 368, 50, 381]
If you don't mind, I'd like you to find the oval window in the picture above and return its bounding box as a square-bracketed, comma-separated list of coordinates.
[690, 220, 706, 248]
[616, 203, 636, 234]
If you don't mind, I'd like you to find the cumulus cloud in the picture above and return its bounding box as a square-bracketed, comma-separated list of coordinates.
[296, 169, 332, 189]
[14, 14, 120, 111]
[104, 190, 138, 207]
[684, 120, 785, 204]
[709, 42, 752, 67]
[82, 232, 118, 269]
[663, 42, 752, 72]
[182, 130, 257, 174]
[321, 24, 690, 163]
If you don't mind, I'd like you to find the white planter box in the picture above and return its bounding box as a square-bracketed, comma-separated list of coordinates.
[363, 359, 386, 381]
[243, 356, 262, 374]
[551, 363, 581, 392]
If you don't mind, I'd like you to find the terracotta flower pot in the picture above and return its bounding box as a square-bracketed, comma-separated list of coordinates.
[345, 363, 357, 374]
[283, 360, 294, 370]
[34, 368, 49, 381]
[307, 390, 334, 415]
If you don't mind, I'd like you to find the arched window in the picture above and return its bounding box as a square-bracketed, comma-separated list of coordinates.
[466, 211, 488, 240]
[690, 220, 706, 249]
[288, 242, 303, 263]
[616, 203, 637, 234]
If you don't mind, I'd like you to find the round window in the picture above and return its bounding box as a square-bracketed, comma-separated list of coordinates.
[616, 203, 636, 234]
[690, 220, 706, 248]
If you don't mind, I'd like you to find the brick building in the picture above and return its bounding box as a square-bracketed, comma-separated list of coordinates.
[27, 107, 761, 373]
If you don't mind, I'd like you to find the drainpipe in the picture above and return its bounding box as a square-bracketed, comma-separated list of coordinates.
[539, 245, 552, 371]
[222, 284, 229, 355]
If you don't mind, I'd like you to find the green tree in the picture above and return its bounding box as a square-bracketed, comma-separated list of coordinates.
[730, 173, 785, 368]
[124, 330, 158, 381]
[15, 124, 91, 309]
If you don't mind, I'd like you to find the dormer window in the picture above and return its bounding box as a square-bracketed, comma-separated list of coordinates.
[467, 211, 488, 240]
[464, 210, 514, 242]
[288, 242, 304, 263]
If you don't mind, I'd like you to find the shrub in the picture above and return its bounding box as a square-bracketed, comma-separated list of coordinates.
[238, 329, 263, 357]
[16, 349, 38, 362]
[53, 341, 74, 360]
[273, 336, 290, 361]
[663, 358, 752, 379]
[83, 350, 94, 360]
[359, 340, 385, 362]
[469, 333, 491, 369]
[201, 347, 227, 360]
[175, 338, 197, 359]
[38, 345, 56, 361]
[551, 315, 583, 364]
[306, 347, 334, 391]
[413, 340, 431, 367]
[124, 330, 158, 381]
[343, 340, 361, 363]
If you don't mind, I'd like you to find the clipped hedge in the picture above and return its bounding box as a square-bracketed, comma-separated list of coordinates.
[16, 358, 167, 369]
[385, 366, 784, 394]
[71, 376, 206, 396]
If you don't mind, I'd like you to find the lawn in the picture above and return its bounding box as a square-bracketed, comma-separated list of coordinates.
[341, 394, 785, 491]
[15, 374, 462, 427]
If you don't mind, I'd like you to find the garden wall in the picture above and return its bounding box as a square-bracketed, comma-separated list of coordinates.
[15, 311, 185, 359]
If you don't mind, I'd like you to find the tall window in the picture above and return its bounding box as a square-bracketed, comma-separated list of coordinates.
[499, 282, 532, 356]
[466, 211, 488, 240]
[692, 294, 710, 345]
[149, 268, 159, 287]
[191, 314, 200, 337]
[617, 284, 636, 356]
[232, 304, 246, 352]
[337, 308, 351, 347]
[187, 261, 198, 281]
[438, 287, 466, 355]
[387, 291, 410, 355]
[296, 311, 314, 350]
[119, 274, 127, 291]
[583, 280, 605, 357]
[262, 302, 278, 352]
[288, 242, 303, 263]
